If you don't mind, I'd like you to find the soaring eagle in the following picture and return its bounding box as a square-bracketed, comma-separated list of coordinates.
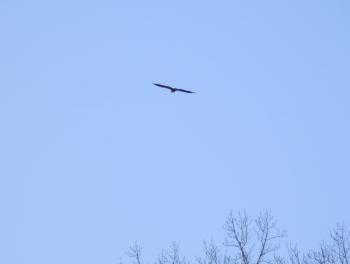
[153, 83, 195, 94]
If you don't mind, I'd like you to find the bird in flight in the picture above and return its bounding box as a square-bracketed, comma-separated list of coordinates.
[153, 83, 195, 94]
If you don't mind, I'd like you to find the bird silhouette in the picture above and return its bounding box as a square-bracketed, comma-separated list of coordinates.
[153, 83, 195, 94]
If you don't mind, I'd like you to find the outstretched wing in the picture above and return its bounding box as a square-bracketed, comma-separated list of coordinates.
[153, 83, 173, 90]
[176, 88, 195, 93]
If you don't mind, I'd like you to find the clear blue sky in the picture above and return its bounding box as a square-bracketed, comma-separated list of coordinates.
[1, 1, 349, 263]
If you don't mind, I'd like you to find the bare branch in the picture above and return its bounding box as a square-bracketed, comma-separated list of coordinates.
[224, 211, 251, 264]
[198, 240, 222, 264]
[309, 244, 335, 264]
[331, 224, 350, 264]
[273, 254, 287, 264]
[158, 242, 187, 264]
[127, 241, 143, 264]
[255, 211, 284, 264]
[288, 245, 304, 264]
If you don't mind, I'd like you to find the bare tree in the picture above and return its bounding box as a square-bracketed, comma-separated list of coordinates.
[284, 223, 350, 264]
[223, 211, 284, 264]
[123, 212, 348, 264]
[197, 240, 228, 264]
[331, 224, 349, 264]
[158, 242, 188, 264]
[127, 241, 143, 264]
[287, 244, 305, 264]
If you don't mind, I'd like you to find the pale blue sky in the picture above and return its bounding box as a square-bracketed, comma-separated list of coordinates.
[1, 1, 349, 263]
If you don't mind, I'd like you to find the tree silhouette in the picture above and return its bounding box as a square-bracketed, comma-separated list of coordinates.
[123, 211, 349, 264]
